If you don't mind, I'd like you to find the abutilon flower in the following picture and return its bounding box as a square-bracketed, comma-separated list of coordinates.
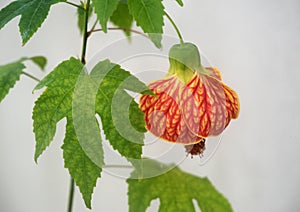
[139, 43, 240, 156]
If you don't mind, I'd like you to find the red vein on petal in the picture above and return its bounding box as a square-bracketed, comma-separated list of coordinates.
[140, 76, 203, 144]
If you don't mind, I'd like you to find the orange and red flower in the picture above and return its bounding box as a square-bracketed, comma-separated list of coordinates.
[139, 43, 239, 150]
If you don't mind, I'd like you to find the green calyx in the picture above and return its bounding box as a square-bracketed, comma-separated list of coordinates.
[167, 42, 206, 83]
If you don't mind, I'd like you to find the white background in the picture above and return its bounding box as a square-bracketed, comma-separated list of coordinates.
[1, 0, 300, 211]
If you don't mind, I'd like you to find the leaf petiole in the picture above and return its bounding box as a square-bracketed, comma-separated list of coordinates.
[88, 27, 149, 39]
[65, 1, 85, 11]
[87, 20, 98, 37]
[103, 165, 133, 169]
[22, 71, 40, 82]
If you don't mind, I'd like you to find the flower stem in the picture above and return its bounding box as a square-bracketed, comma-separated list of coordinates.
[81, 0, 91, 64]
[21, 71, 40, 82]
[164, 11, 184, 45]
[67, 178, 75, 212]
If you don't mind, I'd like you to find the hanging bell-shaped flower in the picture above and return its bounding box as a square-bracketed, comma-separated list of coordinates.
[139, 42, 240, 153]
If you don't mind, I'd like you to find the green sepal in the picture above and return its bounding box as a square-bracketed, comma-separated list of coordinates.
[168, 42, 208, 83]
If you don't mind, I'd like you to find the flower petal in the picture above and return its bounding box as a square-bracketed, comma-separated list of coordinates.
[140, 76, 203, 144]
[205, 67, 222, 81]
[181, 74, 239, 137]
[222, 83, 240, 120]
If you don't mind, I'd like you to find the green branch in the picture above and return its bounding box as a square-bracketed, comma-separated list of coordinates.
[80, 0, 91, 64]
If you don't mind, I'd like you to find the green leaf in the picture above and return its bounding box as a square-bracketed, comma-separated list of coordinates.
[93, 0, 119, 33]
[175, 0, 184, 6]
[72, 69, 104, 168]
[77, 1, 93, 35]
[0, 0, 32, 30]
[0, 56, 48, 103]
[91, 60, 149, 159]
[33, 57, 84, 161]
[33, 58, 149, 161]
[127, 159, 233, 212]
[110, 1, 133, 37]
[62, 117, 101, 209]
[30, 56, 47, 70]
[0, 60, 25, 103]
[33, 58, 148, 207]
[0, 0, 66, 45]
[127, 0, 164, 48]
[33, 57, 103, 208]
[129, 100, 147, 133]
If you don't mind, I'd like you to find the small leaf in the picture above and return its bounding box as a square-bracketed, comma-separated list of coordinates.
[175, 0, 184, 7]
[110, 1, 133, 37]
[93, 0, 119, 33]
[77, 1, 93, 35]
[62, 117, 102, 209]
[0, 0, 66, 45]
[127, 159, 233, 212]
[91, 60, 150, 159]
[127, 0, 164, 48]
[30, 56, 47, 70]
[0, 60, 25, 103]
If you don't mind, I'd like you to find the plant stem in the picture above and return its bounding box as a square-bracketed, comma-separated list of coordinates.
[66, 1, 91, 212]
[21, 71, 40, 82]
[67, 178, 75, 212]
[80, 0, 91, 64]
[89, 27, 149, 39]
[164, 11, 184, 45]
[66, 1, 85, 11]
